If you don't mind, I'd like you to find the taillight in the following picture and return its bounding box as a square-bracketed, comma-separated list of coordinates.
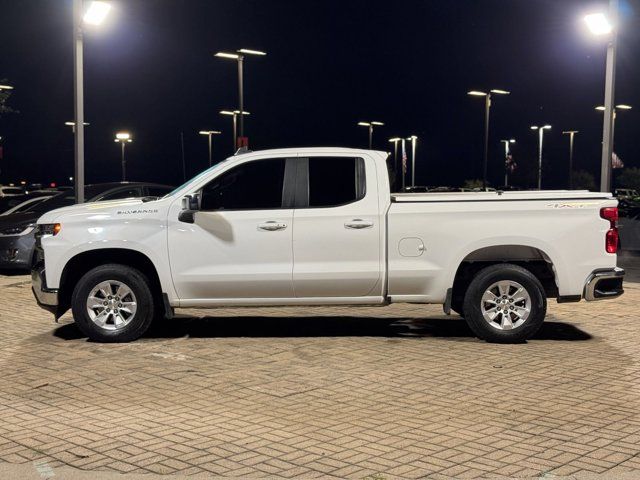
[600, 207, 618, 254]
[606, 229, 619, 254]
[600, 207, 618, 223]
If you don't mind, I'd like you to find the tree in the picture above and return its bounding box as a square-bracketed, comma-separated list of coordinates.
[571, 170, 596, 191]
[463, 179, 484, 189]
[0, 79, 17, 118]
[616, 167, 640, 192]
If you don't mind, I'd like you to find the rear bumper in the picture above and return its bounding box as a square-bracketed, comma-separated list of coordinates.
[31, 266, 59, 314]
[584, 267, 625, 301]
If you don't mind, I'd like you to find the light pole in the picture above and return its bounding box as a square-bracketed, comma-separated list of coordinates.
[199, 130, 222, 167]
[500, 139, 515, 187]
[214, 49, 266, 148]
[531, 125, 551, 190]
[562, 131, 578, 189]
[584, 7, 618, 192]
[114, 132, 132, 181]
[388, 137, 401, 189]
[406, 135, 418, 186]
[401, 138, 407, 190]
[73, 1, 112, 203]
[220, 110, 250, 153]
[467, 89, 510, 189]
[357, 121, 384, 149]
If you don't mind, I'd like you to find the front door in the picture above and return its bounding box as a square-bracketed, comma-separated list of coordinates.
[168, 157, 295, 300]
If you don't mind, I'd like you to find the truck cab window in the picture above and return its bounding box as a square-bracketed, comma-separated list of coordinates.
[308, 157, 365, 207]
[200, 158, 286, 211]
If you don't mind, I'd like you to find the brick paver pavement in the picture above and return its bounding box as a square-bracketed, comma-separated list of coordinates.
[1, 262, 640, 479]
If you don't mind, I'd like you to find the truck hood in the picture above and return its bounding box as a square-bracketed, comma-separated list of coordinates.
[36, 198, 151, 224]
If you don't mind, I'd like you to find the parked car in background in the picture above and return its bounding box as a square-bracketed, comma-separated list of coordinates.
[0, 190, 56, 215]
[615, 188, 639, 200]
[617, 191, 640, 252]
[0, 182, 173, 271]
[403, 186, 430, 193]
[1, 195, 53, 216]
[0, 186, 24, 197]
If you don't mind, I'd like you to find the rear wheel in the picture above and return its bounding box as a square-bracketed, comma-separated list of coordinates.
[463, 264, 546, 343]
[71, 264, 155, 342]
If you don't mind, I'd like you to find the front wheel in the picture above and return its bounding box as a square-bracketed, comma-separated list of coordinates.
[463, 264, 546, 343]
[71, 264, 155, 343]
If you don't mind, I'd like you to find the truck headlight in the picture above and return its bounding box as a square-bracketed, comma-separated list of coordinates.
[0, 224, 36, 236]
[38, 223, 62, 237]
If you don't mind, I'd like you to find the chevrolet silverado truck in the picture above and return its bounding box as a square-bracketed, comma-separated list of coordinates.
[32, 147, 624, 343]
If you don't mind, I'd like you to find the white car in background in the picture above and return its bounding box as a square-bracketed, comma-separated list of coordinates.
[32, 148, 624, 344]
[0, 186, 24, 197]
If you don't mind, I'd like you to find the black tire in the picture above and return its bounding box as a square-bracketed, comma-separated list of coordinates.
[71, 264, 155, 343]
[462, 263, 546, 343]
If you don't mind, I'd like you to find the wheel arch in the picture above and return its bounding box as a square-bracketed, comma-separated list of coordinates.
[450, 244, 559, 310]
[57, 248, 164, 317]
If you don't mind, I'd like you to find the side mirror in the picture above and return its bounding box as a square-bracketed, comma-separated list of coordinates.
[179, 193, 200, 224]
[181, 193, 200, 211]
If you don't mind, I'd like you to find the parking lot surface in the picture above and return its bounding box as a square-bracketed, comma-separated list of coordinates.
[1, 259, 640, 479]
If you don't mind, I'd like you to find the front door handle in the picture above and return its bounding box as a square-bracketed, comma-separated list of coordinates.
[344, 219, 374, 229]
[258, 221, 288, 231]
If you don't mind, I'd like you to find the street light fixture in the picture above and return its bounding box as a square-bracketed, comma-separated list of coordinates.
[584, 4, 618, 192]
[73, 0, 112, 203]
[220, 110, 250, 152]
[83, 1, 112, 25]
[199, 130, 222, 167]
[584, 13, 613, 35]
[358, 121, 384, 149]
[499, 139, 516, 187]
[65, 121, 90, 133]
[0, 85, 14, 91]
[467, 89, 510, 189]
[595, 103, 631, 161]
[214, 48, 266, 147]
[531, 125, 552, 190]
[114, 132, 132, 181]
[596, 104, 632, 111]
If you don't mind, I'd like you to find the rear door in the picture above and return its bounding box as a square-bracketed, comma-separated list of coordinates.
[292, 155, 383, 298]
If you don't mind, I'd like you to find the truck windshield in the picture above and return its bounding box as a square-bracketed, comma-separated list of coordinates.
[162, 157, 235, 198]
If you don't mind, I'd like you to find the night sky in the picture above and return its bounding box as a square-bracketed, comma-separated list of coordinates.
[0, 0, 638, 189]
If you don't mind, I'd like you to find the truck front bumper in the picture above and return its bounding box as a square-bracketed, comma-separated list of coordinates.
[31, 266, 59, 315]
[584, 267, 625, 301]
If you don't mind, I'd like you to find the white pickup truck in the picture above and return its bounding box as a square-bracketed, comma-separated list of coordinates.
[32, 147, 624, 343]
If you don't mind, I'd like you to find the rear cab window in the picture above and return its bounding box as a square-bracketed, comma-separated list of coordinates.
[303, 157, 366, 208]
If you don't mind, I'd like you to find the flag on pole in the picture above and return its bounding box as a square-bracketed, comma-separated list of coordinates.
[612, 151, 624, 169]
[505, 153, 517, 173]
[401, 139, 407, 174]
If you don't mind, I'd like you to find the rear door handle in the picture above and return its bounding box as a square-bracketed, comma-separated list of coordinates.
[344, 219, 374, 229]
[258, 221, 288, 231]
